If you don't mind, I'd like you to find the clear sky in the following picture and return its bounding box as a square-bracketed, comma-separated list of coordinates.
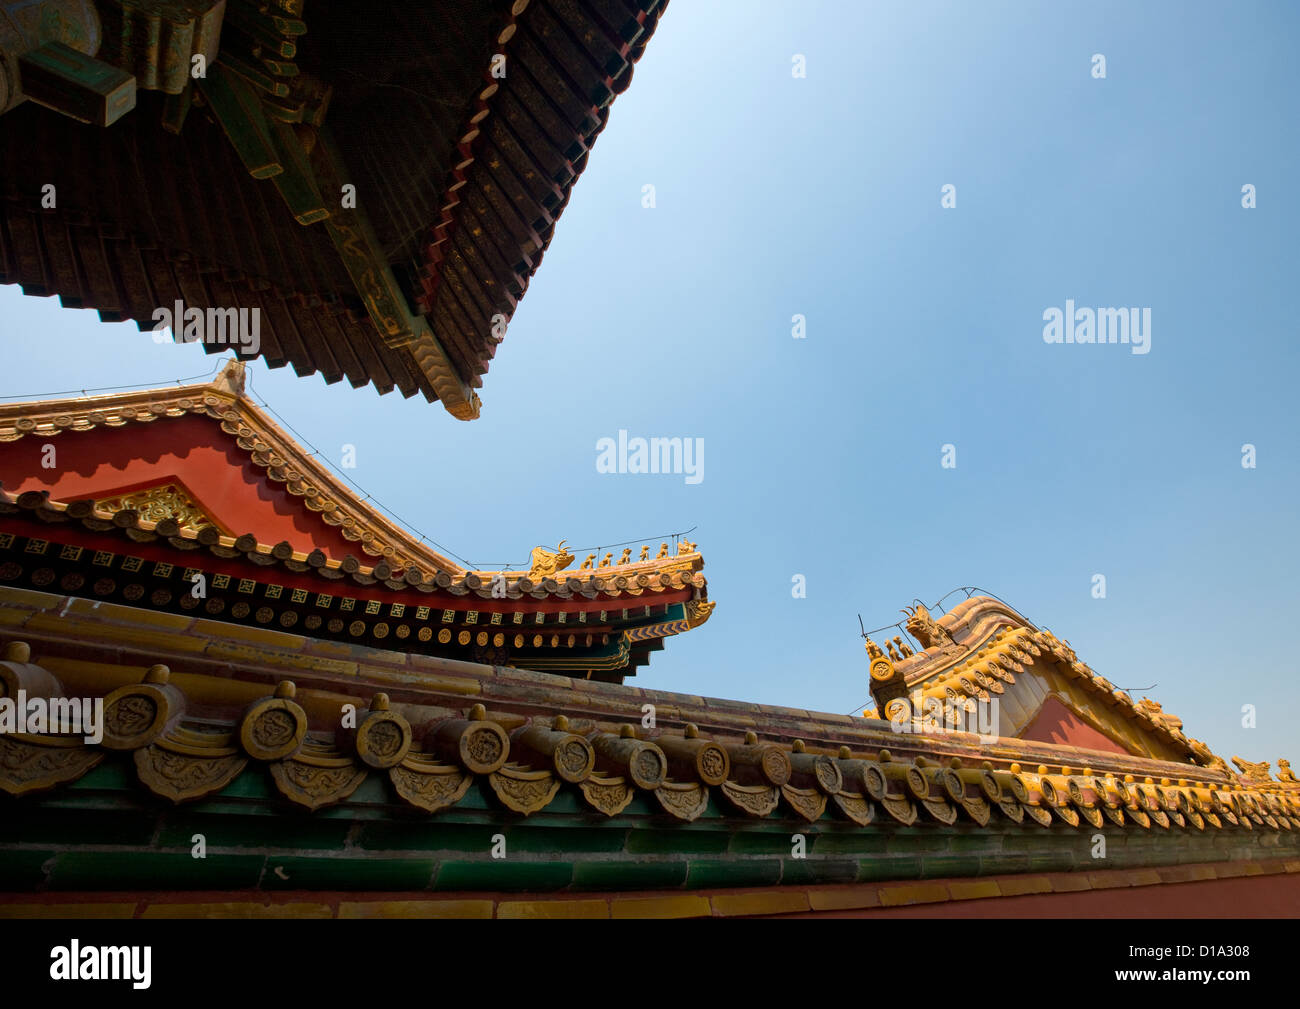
[2, 0, 1297, 767]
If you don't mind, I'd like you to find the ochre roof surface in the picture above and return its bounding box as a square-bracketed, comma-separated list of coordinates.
[864, 597, 1226, 771]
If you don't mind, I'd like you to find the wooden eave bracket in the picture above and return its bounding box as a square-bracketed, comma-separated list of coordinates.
[309, 126, 480, 420]
[196, 62, 479, 419]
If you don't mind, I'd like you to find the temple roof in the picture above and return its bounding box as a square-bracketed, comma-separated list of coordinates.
[863, 596, 1226, 771]
[1, 590, 1296, 834]
[0, 573, 1295, 911]
[0, 360, 711, 680]
[0, 0, 670, 417]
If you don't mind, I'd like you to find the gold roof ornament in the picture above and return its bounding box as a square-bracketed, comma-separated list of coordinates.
[901, 603, 955, 650]
[1278, 759, 1297, 783]
[527, 541, 574, 580]
[1137, 697, 1182, 733]
[684, 599, 716, 629]
[210, 357, 246, 396]
[857, 593, 1249, 774]
[1232, 756, 1273, 783]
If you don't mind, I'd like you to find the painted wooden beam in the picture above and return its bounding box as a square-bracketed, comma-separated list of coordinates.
[307, 126, 480, 419]
[18, 42, 136, 126]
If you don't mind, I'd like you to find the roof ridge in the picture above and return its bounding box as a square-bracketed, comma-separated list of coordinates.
[0, 363, 468, 575]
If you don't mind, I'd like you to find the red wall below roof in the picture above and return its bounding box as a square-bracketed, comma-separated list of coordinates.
[1, 414, 359, 559]
[1020, 695, 1132, 756]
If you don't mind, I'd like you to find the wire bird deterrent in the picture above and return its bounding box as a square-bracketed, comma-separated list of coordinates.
[848, 585, 1045, 717]
[245, 368, 699, 572]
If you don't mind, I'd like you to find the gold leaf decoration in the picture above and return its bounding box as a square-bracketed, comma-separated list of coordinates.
[95, 483, 218, 533]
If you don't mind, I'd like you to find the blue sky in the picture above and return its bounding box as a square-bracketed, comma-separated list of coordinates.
[3, 0, 1297, 766]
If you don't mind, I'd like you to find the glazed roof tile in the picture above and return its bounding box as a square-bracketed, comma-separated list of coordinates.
[1, 600, 1295, 840]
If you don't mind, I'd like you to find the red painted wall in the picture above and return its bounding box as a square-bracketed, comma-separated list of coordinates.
[1021, 695, 1131, 756]
[1, 414, 359, 559]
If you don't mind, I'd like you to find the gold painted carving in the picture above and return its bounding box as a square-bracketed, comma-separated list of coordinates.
[1137, 697, 1183, 733]
[580, 773, 636, 816]
[0, 735, 103, 796]
[697, 744, 728, 785]
[781, 783, 827, 823]
[104, 695, 158, 743]
[94, 484, 216, 533]
[357, 716, 408, 768]
[879, 795, 918, 826]
[960, 796, 991, 826]
[389, 754, 472, 813]
[271, 757, 367, 811]
[134, 744, 247, 802]
[459, 723, 508, 774]
[921, 797, 958, 825]
[810, 756, 843, 795]
[1232, 756, 1273, 782]
[654, 781, 710, 822]
[527, 542, 574, 579]
[554, 737, 595, 782]
[831, 792, 875, 826]
[354, 697, 411, 769]
[239, 683, 307, 761]
[718, 780, 779, 817]
[101, 665, 179, 751]
[901, 602, 956, 651]
[684, 599, 716, 629]
[489, 764, 561, 815]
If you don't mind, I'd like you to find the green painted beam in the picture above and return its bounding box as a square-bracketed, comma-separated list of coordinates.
[18, 42, 136, 127]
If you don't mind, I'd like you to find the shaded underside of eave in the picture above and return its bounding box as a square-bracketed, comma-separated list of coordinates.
[0, 0, 669, 406]
[0, 95, 439, 400]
